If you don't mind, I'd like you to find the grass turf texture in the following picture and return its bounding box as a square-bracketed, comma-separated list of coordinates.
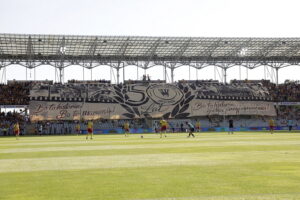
[0, 132, 300, 200]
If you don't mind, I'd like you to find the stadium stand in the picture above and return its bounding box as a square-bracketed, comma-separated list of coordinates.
[0, 83, 29, 105]
[232, 79, 300, 102]
[1, 79, 300, 135]
[0, 80, 53, 105]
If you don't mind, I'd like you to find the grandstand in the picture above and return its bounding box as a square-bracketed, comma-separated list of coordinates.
[1, 34, 300, 135]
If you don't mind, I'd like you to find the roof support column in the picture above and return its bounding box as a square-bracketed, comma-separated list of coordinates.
[54, 67, 57, 83]
[267, 63, 287, 85]
[164, 65, 167, 82]
[171, 67, 174, 83]
[82, 66, 85, 81]
[136, 65, 139, 80]
[116, 67, 120, 84]
[110, 65, 112, 83]
[189, 65, 191, 80]
[59, 67, 63, 83]
[216, 63, 234, 84]
[214, 66, 217, 80]
[123, 64, 125, 83]
[275, 67, 279, 86]
[90, 68, 93, 80]
[0, 66, 3, 84]
[0, 66, 2, 84]
[56, 36, 66, 83]
[223, 68, 227, 84]
[116, 61, 123, 84]
[54, 62, 64, 84]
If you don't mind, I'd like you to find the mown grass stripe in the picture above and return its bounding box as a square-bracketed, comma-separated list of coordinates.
[0, 151, 300, 173]
[1, 139, 299, 154]
[0, 132, 299, 145]
[1, 144, 300, 159]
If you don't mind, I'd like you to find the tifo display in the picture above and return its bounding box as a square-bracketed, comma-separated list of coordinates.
[29, 81, 275, 121]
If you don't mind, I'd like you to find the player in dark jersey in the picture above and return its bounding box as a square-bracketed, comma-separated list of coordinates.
[186, 121, 195, 138]
[228, 118, 234, 134]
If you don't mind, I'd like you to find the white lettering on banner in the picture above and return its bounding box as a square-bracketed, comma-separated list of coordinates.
[190, 100, 273, 116]
[276, 102, 300, 105]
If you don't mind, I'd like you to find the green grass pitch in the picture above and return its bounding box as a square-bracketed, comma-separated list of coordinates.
[0, 132, 300, 200]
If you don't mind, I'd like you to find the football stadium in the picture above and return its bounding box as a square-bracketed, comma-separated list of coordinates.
[0, 0, 300, 200]
[1, 1, 300, 200]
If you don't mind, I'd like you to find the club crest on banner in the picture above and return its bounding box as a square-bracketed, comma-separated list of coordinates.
[146, 84, 183, 106]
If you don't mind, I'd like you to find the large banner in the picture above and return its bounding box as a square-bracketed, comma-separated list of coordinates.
[29, 82, 276, 121]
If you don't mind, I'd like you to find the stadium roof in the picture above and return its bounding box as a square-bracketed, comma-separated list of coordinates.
[1, 33, 300, 67]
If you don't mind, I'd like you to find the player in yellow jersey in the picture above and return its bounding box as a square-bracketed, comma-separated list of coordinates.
[123, 121, 130, 137]
[195, 120, 201, 133]
[13, 121, 20, 140]
[268, 118, 275, 134]
[86, 120, 93, 140]
[75, 122, 81, 135]
[159, 119, 168, 138]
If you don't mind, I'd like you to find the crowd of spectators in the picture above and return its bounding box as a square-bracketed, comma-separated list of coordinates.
[0, 80, 53, 105]
[231, 79, 300, 102]
[277, 105, 300, 121]
[0, 111, 27, 135]
[0, 83, 30, 105]
[265, 80, 300, 102]
[0, 80, 52, 105]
